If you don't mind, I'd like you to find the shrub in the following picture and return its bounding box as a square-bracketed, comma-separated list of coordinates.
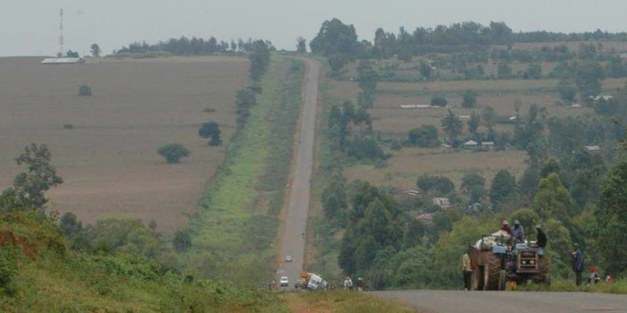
[63, 123, 74, 129]
[78, 84, 92, 96]
[173, 229, 192, 253]
[0, 247, 19, 297]
[430, 95, 448, 107]
[157, 143, 190, 164]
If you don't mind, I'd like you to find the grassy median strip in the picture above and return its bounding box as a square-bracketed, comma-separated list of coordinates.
[185, 56, 304, 285]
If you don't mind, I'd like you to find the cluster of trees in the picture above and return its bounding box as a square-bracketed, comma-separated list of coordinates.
[309, 19, 627, 84]
[325, 147, 627, 288]
[115, 36, 274, 56]
[311, 19, 627, 67]
[327, 100, 387, 162]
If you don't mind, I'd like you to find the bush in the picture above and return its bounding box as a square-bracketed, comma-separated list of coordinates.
[157, 143, 190, 164]
[78, 84, 92, 96]
[430, 95, 448, 107]
[63, 123, 74, 129]
[0, 247, 19, 297]
[173, 229, 192, 253]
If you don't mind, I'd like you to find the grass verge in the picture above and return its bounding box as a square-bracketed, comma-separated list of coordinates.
[184, 56, 304, 286]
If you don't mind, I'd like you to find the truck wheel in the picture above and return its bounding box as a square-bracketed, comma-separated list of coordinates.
[485, 253, 502, 290]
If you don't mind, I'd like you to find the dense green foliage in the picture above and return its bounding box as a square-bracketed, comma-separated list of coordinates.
[1, 144, 63, 212]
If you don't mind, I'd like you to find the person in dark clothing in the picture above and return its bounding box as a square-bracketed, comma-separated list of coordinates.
[535, 224, 547, 256]
[572, 243, 584, 286]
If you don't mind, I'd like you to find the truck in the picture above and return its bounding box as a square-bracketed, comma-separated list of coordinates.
[294, 272, 328, 290]
[468, 232, 550, 290]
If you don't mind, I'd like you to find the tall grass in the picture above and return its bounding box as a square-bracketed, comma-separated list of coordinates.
[184, 56, 304, 286]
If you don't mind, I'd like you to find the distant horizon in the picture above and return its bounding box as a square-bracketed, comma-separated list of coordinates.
[2, 0, 627, 57]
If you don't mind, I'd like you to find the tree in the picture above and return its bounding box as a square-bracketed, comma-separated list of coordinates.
[198, 121, 222, 146]
[173, 229, 192, 253]
[595, 159, 627, 274]
[497, 62, 513, 79]
[431, 95, 448, 107]
[78, 84, 92, 96]
[249, 40, 271, 81]
[407, 125, 439, 147]
[357, 61, 378, 94]
[532, 173, 576, 224]
[321, 174, 348, 224]
[90, 43, 101, 57]
[2, 143, 63, 211]
[461, 173, 486, 204]
[490, 169, 517, 210]
[527, 63, 542, 79]
[481, 106, 496, 130]
[310, 18, 360, 59]
[557, 78, 577, 104]
[467, 111, 480, 137]
[157, 143, 190, 164]
[575, 61, 604, 100]
[441, 109, 463, 145]
[66, 50, 79, 57]
[416, 175, 455, 196]
[461, 89, 477, 108]
[419, 61, 433, 79]
[296, 37, 307, 53]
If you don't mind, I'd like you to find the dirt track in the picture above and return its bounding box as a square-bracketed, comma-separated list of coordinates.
[277, 58, 320, 285]
[374, 290, 627, 313]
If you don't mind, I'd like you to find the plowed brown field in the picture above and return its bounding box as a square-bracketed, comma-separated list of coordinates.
[0, 56, 248, 233]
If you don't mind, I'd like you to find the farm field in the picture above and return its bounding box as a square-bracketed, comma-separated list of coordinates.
[325, 56, 624, 191]
[0, 56, 248, 233]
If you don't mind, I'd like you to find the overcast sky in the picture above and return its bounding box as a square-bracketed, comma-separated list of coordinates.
[1, 0, 626, 57]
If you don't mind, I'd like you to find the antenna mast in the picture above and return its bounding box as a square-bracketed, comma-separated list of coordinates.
[58, 8, 64, 57]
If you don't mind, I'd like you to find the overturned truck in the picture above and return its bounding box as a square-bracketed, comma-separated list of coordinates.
[468, 232, 550, 290]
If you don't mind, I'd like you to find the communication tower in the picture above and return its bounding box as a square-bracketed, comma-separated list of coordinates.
[58, 9, 64, 57]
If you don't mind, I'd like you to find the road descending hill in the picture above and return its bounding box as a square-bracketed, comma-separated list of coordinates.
[278, 58, 320, 286]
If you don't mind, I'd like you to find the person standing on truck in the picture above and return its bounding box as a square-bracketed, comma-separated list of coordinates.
[572, 243, 584, 286]
[535, 224, 547, 256]
[511, 220, 525, 243]
[462, 247, 473, 290]
[500, 220, 512, 235]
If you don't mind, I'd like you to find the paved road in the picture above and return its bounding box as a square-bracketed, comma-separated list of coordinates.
[374, 290, 627, 313]
[276, 58, 320, 287]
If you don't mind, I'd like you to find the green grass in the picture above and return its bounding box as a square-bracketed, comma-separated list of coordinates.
[184, 56, 305, 285]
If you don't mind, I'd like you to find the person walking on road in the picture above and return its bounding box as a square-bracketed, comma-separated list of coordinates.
[462, 247, 473, 290]
[343, 276, 353, 290]
[572, 243, 584, 286]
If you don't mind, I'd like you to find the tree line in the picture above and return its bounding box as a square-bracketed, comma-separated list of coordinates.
[115, 36, 274, 57]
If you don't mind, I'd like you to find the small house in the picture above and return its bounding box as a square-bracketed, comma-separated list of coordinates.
[432, 197, 450, 209]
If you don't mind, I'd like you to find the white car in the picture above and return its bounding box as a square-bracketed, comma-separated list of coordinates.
[279, 276, 289, 287]
[285, 255, 293, 262]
